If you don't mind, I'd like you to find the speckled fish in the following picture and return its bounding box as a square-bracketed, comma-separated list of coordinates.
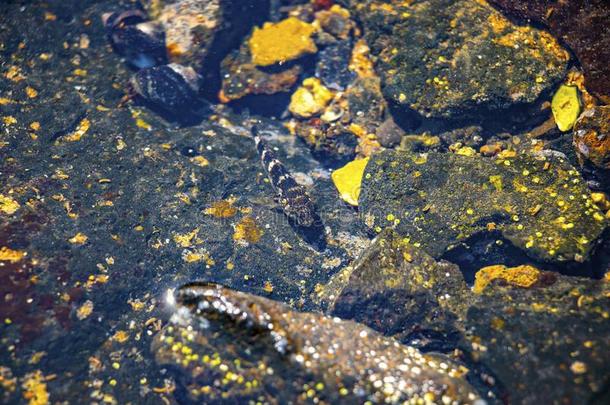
[102, 9, 167, 69]
[252, 126, 318, 227]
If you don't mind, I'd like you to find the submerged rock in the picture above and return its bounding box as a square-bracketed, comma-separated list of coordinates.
[344, 0, 570, 118]
[359, 150, 607, 263]
[318, 229, 469, 352]
[573, 106, 610, 189]
[153, 282, 483, 403]
[489, 0, 610, 102]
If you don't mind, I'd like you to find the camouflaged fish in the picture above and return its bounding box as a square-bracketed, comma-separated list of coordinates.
[252, 126, 318, 227]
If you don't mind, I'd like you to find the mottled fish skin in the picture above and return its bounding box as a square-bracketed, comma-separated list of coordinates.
[252, 126, 317, 227]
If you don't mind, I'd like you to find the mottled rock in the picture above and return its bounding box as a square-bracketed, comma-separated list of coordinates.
[153, 283, 483, 403]
[574, 106, 610, 171]
[219, 42, 302, 102]
[315, 40, 356, 91]
[319, 229, 469, 352]
[489, 0, 610, 102]
[359, 150, 607, 263]
[345, 0, 570, 118]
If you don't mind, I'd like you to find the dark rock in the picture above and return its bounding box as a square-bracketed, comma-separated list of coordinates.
[315, 40, 356, 91]
[319, 229, 468, 352]
[359, 150, 607, 263]
[344, 0, 570, 118]
[489, 0, 610, 102]
[152, 282, 483, 403]
[573, 106, 610, 190]
[376, 117, 405, 147]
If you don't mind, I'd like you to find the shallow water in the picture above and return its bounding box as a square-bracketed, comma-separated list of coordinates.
[1, 1, 609, 404]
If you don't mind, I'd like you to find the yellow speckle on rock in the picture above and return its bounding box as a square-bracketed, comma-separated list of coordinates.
[25, 86, 38, 98]
[263, 281, 274, 293]
[68, 232, 88, 245]
[205, 200, 237, 218]
[3, 116, 17, 125]
[22, 371, 49, 405]
[190, 156, 209, 167]
[474, 264, 542, 293]
[289, 77, 333, 118]
[30, 122, 41, 131]
[135, 118, 152, 130]
[489, 175, 503, 192]
[331, 157, 370, 206]
[0, 194, 20, 215]
[76, 300, 94, 320]
[249, 17, 317, 66]
[63, 118, 90, 142]
[454, 146, 477, 157]
[173, 228, 199, 248]
[112, 330, 129, 343]
[551, 85, 581, 132]
[234, 217, 263, 243]
[0, 246, 26, 263]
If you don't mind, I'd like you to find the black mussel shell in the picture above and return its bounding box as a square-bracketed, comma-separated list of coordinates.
[102, 10, 167, 69]
[131, 63, 201, 113]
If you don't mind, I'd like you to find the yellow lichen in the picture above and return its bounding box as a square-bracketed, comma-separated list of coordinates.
[76, 300, 94, 320]
[248, 17, 317, 66]
[0, 194, 20, 215]
[0, 246, 26, 263]
[551, 85, 581, 132]
[474, 264, 542, 293]
[289, 78, 334, 118]
[205, 200, 238, 218]
[233, 217, 263, 243]
[22, 371, 49, 405]
[331, 157, 370, 206]
[173, 228, 200, 248]
[68, 232, 88, 245]
[62, 118, 90, 142]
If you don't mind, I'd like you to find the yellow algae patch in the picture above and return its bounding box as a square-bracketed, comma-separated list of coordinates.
[63, 118, 90, 142]
[205, 200, 237, 218]
[331, 157, 370, 206]
[76, 300, 94, 320]
[112, 330, 129, 343]
[68, 233, 88, 245]
[474, 264, 542, 293]
[0, 247, 26, 263]
[249, 17, 317, 66]
[488, 175, 503, 192]
[0, 194, 20, 215]
[22, 371, 49, 405]
[173, 228, 200, 248]
[289, 77, 333, 118]
[135, 118, 152, 130]
[349, 39, 376, 78]
[25, 86, 38, 98]
[3, 116, 17, 126]
[190, 156, 209, 167]
[233, 217, 263, 243]
[551, 85, 581, 132]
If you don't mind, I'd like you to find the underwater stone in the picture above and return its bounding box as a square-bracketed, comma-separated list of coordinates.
[319, 229, 469, 352]
[489, 0, 610, 102]
[343, 0, 570, 118]
[573, 106, 610, 171]
[289, 77, 334, 118]
[153, 282, 483, 403]
[315, 40, 356, 91]
[359, 150, 607, 264]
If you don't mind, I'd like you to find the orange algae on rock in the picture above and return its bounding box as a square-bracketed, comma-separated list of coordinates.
[248, 17, 317, 66]
[233, 217, 263, 243]
[0, 194, 20, 215]
[204, 200, 237, 218]
[474, 264, 542, 293]
[21, 371, 49, 405]
[0, 247, 26, 263]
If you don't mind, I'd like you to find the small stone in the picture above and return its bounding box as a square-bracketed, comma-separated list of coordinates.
[248, 17, 317, 66]
[551, 85, 581, 132]
[331, 157, 370, 206]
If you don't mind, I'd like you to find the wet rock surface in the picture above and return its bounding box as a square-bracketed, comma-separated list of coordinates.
[153, 282, 483, 404]
[317, 230, 610, 404]
[573, 106, 610, 190]
[344, 0, 570, 118]
[489, 0, 610, 102]
[1, 0, 609, 404]
[359, 150, 608, 264]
